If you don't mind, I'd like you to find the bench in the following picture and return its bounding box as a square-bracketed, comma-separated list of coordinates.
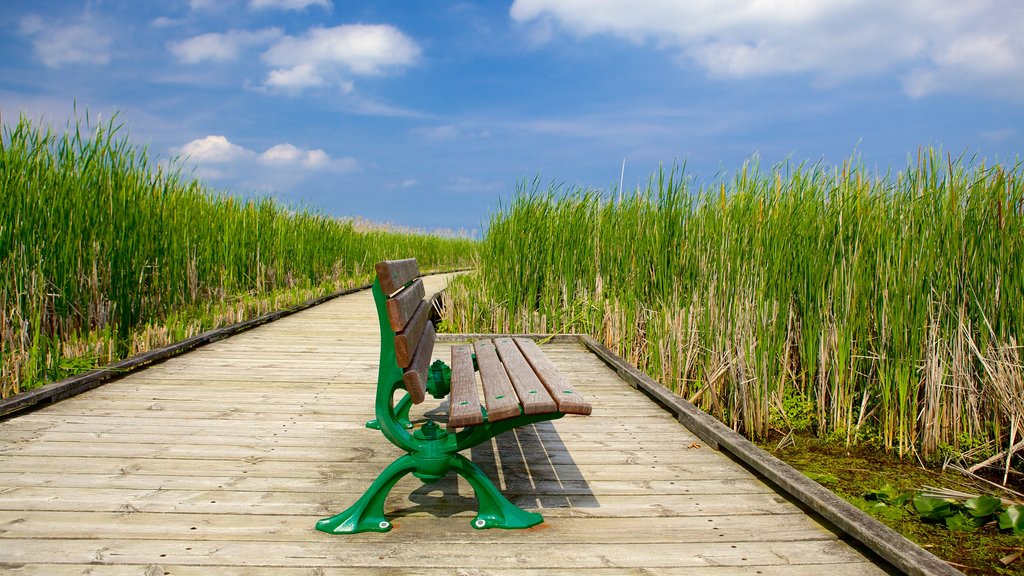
[316, 258, 591, 534]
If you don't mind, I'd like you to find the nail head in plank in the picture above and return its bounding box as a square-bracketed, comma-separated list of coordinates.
[473, 339, 522, 422]
[493, 337, 557, 415]
[394, 300, 431, 368]
[402, 322, 435, 404]
[448, 344, 483, 428]
[375, 258, 421, 295]
[385, 279, 425, 333]
[514, 337, 591, 415]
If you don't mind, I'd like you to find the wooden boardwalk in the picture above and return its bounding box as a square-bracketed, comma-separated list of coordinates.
[0, 274, 892, 575]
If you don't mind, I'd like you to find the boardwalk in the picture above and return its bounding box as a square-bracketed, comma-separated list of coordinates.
[0, 273, 891, 575]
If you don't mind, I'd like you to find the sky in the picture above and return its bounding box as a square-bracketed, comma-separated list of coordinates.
[2, 0, 1024, 234]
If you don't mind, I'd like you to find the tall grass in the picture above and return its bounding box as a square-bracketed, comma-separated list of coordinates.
[0, 114, 477, 398]
[443, 153, 1024, 458]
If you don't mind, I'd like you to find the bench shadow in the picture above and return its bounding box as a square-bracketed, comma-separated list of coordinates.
[387, 406, 598, 520]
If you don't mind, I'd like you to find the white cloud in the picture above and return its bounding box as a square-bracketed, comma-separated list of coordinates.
[250, 0, 331, 10]
[261, 24, 420, 92]
[20, 15, 112, 68]
[179, 135, 357, 172]
[261, 143, 333, 168]
[169, 28, 282, 64]
[510, 0, 1024, 99]
[180, 135, 253, 163]
[264, 63, 325, 90]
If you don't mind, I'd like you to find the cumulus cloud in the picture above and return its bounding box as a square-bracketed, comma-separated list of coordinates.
[250, 0, 331, 10]
[180, 135, 252, 163]
[179, 135, 357, 172]
[510, 0, 1024, 99]
[20, 14, 112, 68]
[169, 28, 282, 64]
[261, 24, 420, 91]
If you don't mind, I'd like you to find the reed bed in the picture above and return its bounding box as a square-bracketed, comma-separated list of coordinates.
[0, 114, 476, 398]
[442, 154, 1024, 459]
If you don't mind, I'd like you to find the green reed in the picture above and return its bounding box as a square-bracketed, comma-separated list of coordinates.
[443, 152, 1024, 457]
[0, 113, 477, 398]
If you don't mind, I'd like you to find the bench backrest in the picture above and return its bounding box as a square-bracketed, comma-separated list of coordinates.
[374, 258, 435, 404]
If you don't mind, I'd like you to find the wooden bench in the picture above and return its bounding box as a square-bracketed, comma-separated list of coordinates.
[316, 258, 591, 534]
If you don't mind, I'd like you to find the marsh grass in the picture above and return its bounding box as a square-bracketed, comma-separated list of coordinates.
[1, 113, 476, 397]
[443, 154, 1024, 459]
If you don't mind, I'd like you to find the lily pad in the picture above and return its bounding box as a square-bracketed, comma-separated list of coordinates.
[913, 495, 957, 521]
[963, 495, 1002, 519]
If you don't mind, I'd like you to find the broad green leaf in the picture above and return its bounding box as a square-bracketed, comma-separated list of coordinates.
[913, 495, 956, 521]
[998, 505, 1024, 533]
[963, 495, 1002, 518]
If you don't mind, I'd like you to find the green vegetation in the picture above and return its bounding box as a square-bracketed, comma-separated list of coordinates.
[442, 154, 1024, 461]
[770, 436, 1023, 575]
[0, 114, 477, 398]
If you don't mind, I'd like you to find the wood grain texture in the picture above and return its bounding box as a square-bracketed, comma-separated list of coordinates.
[401, 321, 434, 404]
[494, 337, 557, 415]
[473, 339, 522, 422]
[515, 337, 592, 415]
[375, 258, 420, 295]
[385, 278, 425, 333]
[0, 270, 891, 576]
[448, 344, 483, 428]
[394, 300, 431, 368]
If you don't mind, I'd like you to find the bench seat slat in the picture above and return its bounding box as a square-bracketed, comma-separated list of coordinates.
[493, 337, 557, 415]
[394, 300, 431, 368]
[514, 338, 592, 415]
[385, 279, 425, 333]
[473, 339, 522, 422]
[375, 259, 421, 295]
[402, 322, 435, 404]
[448, 344, 484, 428]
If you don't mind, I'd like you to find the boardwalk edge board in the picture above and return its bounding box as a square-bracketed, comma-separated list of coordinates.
[0, 269, 467, 419]
[579, 334, 964, 576]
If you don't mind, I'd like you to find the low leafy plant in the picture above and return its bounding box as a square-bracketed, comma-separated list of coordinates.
[870, 487, 1024, 534]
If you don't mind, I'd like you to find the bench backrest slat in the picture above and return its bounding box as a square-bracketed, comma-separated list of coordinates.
[376, 259, 420, 295]
[402, 321, 435, 404]
[514, 337, 592, 415]
[394, 300, 431, 368]
[385, 279, 425, 332]
[494, 338, 557, 415]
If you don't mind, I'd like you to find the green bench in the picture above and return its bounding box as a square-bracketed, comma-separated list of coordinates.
[316, 258, 591, 534]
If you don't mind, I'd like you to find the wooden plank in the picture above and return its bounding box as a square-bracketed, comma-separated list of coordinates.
[515, 337, 592, 415]
[395, 300, 431, 368]
[385, 278, 425, 332]
[401, 322, 434, 404]
[448, 344, 484, 428]
[375, 258, 420, 294]
[494, 337, 558, 416]
[473, 339, 521, 421]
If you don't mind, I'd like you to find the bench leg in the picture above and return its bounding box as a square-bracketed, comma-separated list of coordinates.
[365, 392, 414, 430]
[451, 453, 543, 530]
[315, 454, 417, 534]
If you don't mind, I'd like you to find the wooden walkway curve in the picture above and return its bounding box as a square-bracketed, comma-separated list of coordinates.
[0, 273, 893, 575]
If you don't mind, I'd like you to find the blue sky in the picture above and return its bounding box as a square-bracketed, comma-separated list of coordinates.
[3, 1, 1023, 234]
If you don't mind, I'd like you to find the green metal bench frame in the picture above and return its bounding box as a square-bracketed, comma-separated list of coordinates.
[315, 277, 566, 534]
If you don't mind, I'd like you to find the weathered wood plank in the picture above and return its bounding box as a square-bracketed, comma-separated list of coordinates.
[394, 300, 431, 367]
[401, 322, 434, 404]
[494, 337, 558, 415]
[375, 258, 420, 295]
[516, 337, 592, 415]
[385, 278, 425, 332]
[473, 339, 522, 421]
[448, 344, 484, 428]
